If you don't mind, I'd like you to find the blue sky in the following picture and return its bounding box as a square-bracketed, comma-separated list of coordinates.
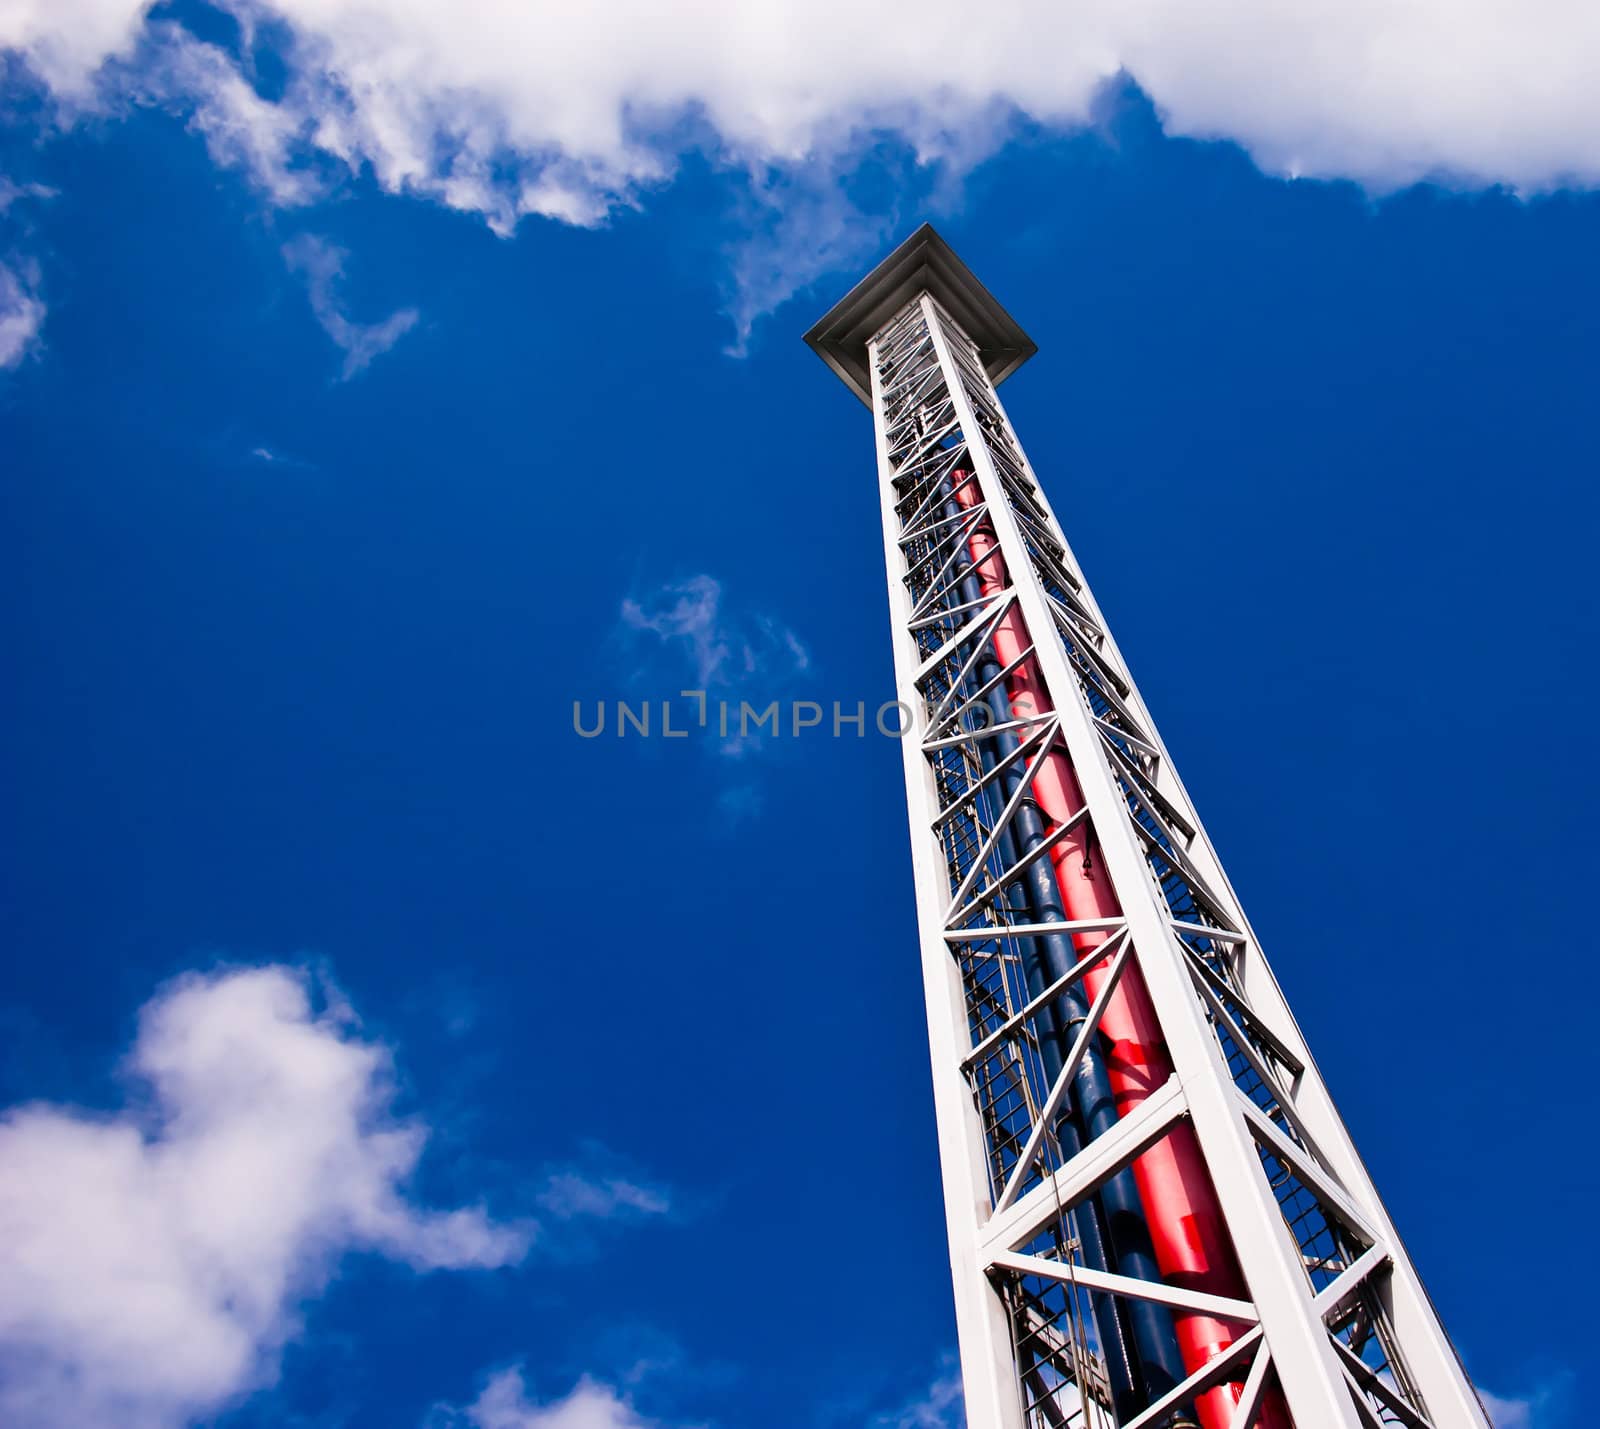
[2, 6, 1597, 1429]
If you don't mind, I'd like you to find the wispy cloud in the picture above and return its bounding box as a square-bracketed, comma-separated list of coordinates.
[620, 575, 808, 690]
[281, 233, 418, 379]
[0, 259, 44, 369]
[151, 34, 319, 206]
[620, 575, 735, 687]
[0, 180, 57, 213]
[428, 1366, 663, 1429]
[518, 1148, 676, 1266]
[618, 574, 810, 777]
[869, 1354, 965, 1429]
[1479, 1373, 1575, 1429]
[247, 444, 315, 471]
[428, 1325, 741, 1429]
[0, 182, 57, 369]
[720, 156, 903, 355]
[535, 1170, 671, 1223]
[1483, 1393, 1534, 1429]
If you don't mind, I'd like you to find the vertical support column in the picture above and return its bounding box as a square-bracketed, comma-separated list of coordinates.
[918, 296, 1368, 1428]
[869, 335, 1026, 1429]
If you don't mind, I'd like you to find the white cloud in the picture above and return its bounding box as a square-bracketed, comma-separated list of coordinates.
[0, 964, 529, 1429]
[282, 232, 418, 378]
[536, 1171, 670, 1222]
[0, 0, 149, 99]
[620, 576, 733, 688]
[870, 1355, 965, 1429]
[719, 148, 903, 353]
[150, 31, 318, 205]
[7, 1, 1600, 332]
[0, 258, 45, 368]
[620, 575, 809, 690]
[245, 443, 316, 471]
[0, 178, 57, 211]
[618, 575, 810, 775]
[1482, 1391, 1534, 1429]
[1479, 1375, 1574, 1429]
[432, 1367, 660, 1429]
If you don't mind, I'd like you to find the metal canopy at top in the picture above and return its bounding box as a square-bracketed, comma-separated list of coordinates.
[803, 223, 1037, 406]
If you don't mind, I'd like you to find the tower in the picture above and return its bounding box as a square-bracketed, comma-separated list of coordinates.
[806, 226, 1491, 1429]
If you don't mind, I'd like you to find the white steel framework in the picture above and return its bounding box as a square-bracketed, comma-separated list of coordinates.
[807, 228, 1492, 1429]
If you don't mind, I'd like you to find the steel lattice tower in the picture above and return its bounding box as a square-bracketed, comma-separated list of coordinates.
[806, 227, 1491, 1429]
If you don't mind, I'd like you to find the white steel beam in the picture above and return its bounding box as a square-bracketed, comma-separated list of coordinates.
[868, 336, 1025, 1429]
[990, 1251, 1260, 1324]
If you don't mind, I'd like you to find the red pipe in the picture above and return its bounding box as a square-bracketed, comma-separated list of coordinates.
[954, 477, 1289, 1429]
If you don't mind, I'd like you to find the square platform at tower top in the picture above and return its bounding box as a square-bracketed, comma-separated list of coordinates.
[804, 223, 1037, 407]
